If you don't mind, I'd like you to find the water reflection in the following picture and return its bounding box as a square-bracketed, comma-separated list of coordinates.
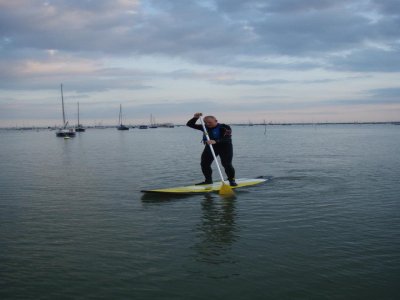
[193, 194, 238, 265]
[140, 191, 240, 267]
[60, 137, 74, 164]
[140, 193, 193, 203]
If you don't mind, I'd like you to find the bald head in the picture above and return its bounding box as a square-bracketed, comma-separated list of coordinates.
[203, 115, 218, 128]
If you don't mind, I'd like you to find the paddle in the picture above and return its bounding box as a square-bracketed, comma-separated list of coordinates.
[199, 116, 235, 196]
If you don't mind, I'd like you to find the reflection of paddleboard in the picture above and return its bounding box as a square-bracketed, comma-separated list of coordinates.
[141, 178, 267, 194]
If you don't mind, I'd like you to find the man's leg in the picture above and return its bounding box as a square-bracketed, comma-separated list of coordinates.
[200, 147, 214, 183]
[219, 143, 235, 181]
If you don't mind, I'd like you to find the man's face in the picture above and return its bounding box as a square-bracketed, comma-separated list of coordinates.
[204, 117, 218, 128]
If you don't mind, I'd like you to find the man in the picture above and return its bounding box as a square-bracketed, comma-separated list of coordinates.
[187, 113, 237, 186]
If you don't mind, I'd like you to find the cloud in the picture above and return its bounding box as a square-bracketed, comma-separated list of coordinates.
[1, 0, 399, 72]
[329, 47, 400, 72]
[371, 0, 400, 15]
[369, 87, 400, 98]
[1, 0, 400, 125]
[0, 53, 154, 92]
[215, 0, 350, 14]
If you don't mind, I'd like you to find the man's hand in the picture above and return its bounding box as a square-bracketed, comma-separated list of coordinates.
[206, 140, 216, 145]
[194, 112, 202, 118]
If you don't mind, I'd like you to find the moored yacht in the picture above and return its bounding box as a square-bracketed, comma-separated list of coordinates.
[56, 84, 76, 138]
[117, 104, 129, 130]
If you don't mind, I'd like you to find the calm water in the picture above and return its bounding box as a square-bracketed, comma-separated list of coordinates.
[1, 125, 399, 299]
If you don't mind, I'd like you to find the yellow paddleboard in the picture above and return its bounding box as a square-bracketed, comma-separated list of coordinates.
[141, 178, 267, 194]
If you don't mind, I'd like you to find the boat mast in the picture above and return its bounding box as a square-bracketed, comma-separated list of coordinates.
[61, 84, 66, 128]
[119, 104, 122, 126]
[77, 102, 80, 126]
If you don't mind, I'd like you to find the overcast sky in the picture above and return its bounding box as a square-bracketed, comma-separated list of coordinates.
[1, 0, 399, 126]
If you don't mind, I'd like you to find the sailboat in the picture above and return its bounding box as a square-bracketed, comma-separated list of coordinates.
[117, 104, 129, 130]
[56, 84, 76, 138]
[75, 102, 85, 132]
[149, 114, 158, 128]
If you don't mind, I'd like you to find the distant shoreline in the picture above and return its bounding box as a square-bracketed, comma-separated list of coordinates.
[2, 121, 400, 130]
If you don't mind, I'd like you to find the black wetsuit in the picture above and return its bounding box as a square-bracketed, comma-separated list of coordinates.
[186, 117, 235, 182]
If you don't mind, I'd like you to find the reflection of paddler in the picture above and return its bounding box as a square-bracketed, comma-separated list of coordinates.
[187, 113, 237, 187]
[195, 194, 238, 264]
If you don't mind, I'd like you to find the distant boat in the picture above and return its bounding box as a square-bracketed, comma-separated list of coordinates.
[149, 114, 158, 128]
[75, 102, 85, 132]
[94, 123, 106, 129]
[117, 104, 129, 130]
[56, 84, 76, 138]
[159, 123, 174, 128]
[139, 125, 148, 129]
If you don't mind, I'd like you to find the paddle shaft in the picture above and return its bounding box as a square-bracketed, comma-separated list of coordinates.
[199, 117, 226, 184]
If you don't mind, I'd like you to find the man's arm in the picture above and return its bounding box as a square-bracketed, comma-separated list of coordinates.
[186, 113, 204, 131]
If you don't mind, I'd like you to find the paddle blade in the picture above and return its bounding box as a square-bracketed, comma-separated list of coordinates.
[219, 182, 235, 196]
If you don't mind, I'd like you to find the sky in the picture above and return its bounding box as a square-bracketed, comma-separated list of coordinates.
[0, 0, 399, 126]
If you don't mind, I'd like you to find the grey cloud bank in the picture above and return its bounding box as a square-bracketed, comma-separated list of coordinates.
[2, 0, 399, 68]
[0, 0, 399, 125]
